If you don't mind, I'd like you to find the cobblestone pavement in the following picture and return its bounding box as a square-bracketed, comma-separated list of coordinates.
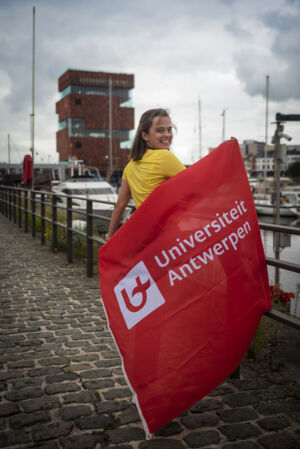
[0, 215, 299, 449]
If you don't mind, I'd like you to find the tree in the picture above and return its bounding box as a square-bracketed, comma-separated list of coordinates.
[286, 161, 300, 182]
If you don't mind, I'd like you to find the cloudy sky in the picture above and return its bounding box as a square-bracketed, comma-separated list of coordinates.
[1, 0, 300, 165]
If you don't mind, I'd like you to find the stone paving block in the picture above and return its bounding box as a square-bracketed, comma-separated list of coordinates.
[59, 431, 105, 449]
[68, 362, 93, 371]
[5, 386, 44, 401]
[28, 367, 62, 377]
[208, 383, 235, 396]
[258, 431, 299, 449]
[109, 444, 133, 449]
[108, 426, 146, 444]
[0, 401, 20, 416]
[65, 340, 91, 348]
[38, 356, 69, 366]
[218, 423, 262, 441]
[61, 404, 92, 420]
[222, 442, 261, 449]
[95, 399, 130, 414]
[32, 422, 73, 442]
[101, 350, 120, 358]
[9, 410, 50, 429]
[75, 414, 115, 430]
[0, 429, 30, 447]
[116, 376, 127, 386]
[80, 368, 112, 379]
[23, 442, 60, 449]
[70, 354, 99, 362]
[223, 392, 258, 407]
[7, 360, 35, 369]
[21, 396, 61, 412]
[181, 412, 219, 428]
[183, 430, 220, 447]
[217, 407, 259, 423]
[103, 387, 132, 400]
[45, 382, 81, 395]
[255, 398, 300, 416]
[153, 421, 183, 436]
[45, 372, 79, 384]
[63, 391, 98, 404]
[257, 385, 291, 400]
[82, 379, 115, 389]
[11, 377, 43, 390]
[257, 414, 291, 431]
[139, 439, 185, 449]
[189, 398, 224, 412]
[118, 406, 145, 425]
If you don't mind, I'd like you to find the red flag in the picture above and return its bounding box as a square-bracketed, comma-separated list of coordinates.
[98, 139, 271, 436]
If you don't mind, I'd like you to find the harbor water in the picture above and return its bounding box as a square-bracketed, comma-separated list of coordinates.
[259, 215, 300, 315]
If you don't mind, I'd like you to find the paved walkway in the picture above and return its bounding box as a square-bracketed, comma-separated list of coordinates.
[0, 215, 299, 449]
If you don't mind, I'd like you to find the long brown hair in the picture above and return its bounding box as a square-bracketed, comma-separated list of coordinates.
[131, 108, 171, 161]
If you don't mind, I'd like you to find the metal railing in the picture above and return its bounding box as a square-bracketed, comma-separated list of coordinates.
[1, 185, 299, 338]
[0, 185, 135, 278]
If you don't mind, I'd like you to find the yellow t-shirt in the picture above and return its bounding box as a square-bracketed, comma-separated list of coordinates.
[122, 149, 185, 207]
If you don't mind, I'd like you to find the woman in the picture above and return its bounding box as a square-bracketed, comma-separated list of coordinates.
[106, 108, 185, 239]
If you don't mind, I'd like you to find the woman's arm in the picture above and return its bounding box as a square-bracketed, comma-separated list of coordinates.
[106, 179, 132, 239]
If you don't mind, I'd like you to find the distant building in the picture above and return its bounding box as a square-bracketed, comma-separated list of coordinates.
[56, 69, 134, 179]
[286, 146, 300, 167]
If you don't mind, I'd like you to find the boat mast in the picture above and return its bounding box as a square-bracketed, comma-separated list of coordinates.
[31, 6, 36, 190]
[8, 134, 11, 165]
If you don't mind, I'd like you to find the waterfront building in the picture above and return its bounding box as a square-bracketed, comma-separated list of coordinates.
[56, 69, 134, 179]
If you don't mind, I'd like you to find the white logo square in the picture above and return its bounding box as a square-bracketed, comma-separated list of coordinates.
[114, 261, 165, 329]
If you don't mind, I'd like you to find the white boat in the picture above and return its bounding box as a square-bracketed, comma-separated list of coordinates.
[254, 192, 300, 217]
[52, 176, 131, 230]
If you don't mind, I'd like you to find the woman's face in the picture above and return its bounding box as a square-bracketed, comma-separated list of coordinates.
[142, 116, 173, 149]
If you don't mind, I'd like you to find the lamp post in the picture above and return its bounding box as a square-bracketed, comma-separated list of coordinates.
[271, 112, 300, 285]
[221, 108, 228, 142]
[108, 78, 113, 179]
[31, 6, 36, 190]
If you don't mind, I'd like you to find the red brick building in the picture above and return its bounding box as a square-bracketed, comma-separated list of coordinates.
[56, 69, 134, 178]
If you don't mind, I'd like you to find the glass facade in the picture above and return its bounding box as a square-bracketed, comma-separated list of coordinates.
[60, 85, 133, 107]
[58, 117, 131, 143]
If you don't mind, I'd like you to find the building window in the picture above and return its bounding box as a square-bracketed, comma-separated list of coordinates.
[75, 141, 82, 148]
[75, 98, 81, 105]
[60, 85, 133, 108]
[58, 120, 67, 131]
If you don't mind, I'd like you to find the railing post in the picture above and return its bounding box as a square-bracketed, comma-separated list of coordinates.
[86, 199, 93, 277]
[31, 190, 36, 238]
[24, 190, 28, 233]
[13, 189, 17, 224]
[41, 192, 45, 245]
[18, 189, 22, 228]
[5, 188, 8, 218]
[67, 196, 73, 263]
[8, 189, 12, 221]
[0, 188, 3, 215]
[52, 194, 58, 251]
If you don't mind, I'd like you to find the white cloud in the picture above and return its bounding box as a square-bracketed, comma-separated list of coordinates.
[0, 0, 300, 165]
